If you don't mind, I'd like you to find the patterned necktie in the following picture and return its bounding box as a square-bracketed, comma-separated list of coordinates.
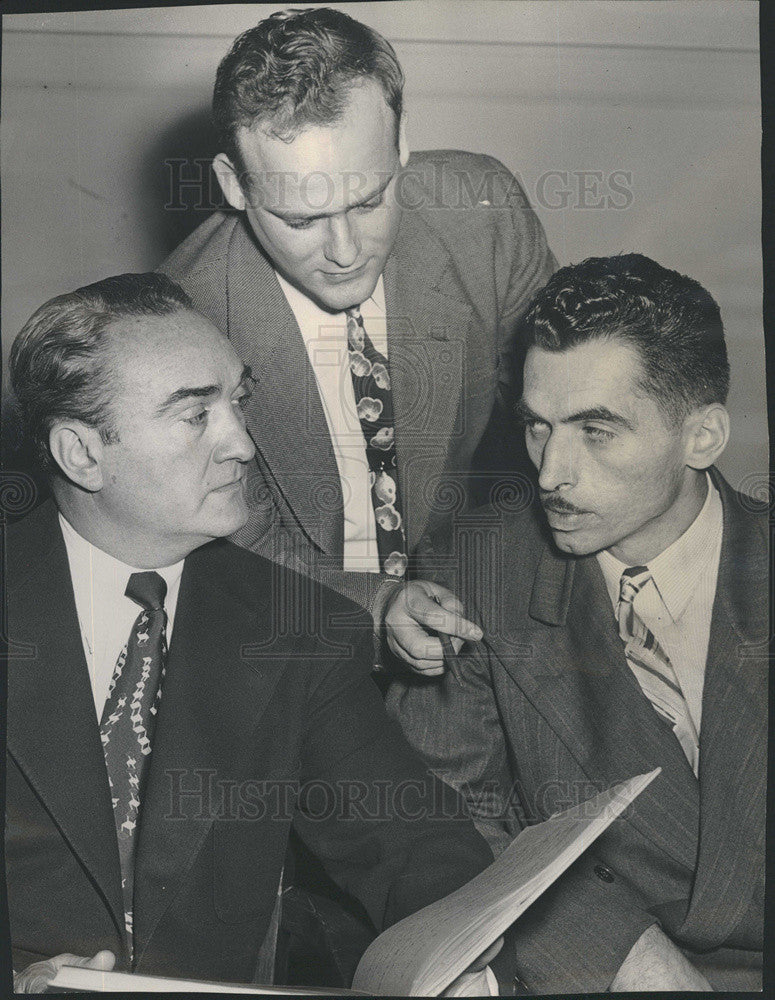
[617, 566, 699, 775]
[100, 571, 168, 954]
[346, 306, 408, 577]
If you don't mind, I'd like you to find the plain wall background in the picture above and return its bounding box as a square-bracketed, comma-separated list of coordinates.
[1, 1, 765, 489]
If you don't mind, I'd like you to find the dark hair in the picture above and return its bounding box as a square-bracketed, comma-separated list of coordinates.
[521, 253, 730, 423]
[10, 272, 193, 474]
[213, 7, 404, 167]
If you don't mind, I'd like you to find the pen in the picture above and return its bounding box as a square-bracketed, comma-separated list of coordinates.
[439, 632, 464, 687]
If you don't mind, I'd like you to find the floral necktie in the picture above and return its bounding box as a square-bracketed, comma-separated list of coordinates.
[346, 306, 408, 577]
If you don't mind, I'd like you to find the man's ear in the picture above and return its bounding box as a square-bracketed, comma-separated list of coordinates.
[48, 421, 106, 492]
[684, 403, 730, 470]
[213, 153, 247, 212]
[398, 113, 410, 168]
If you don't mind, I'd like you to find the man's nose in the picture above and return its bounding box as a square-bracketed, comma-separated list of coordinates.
[536, 429, 575, 493]
[216, 408, 255, 464]
[323, 214, 359, 268]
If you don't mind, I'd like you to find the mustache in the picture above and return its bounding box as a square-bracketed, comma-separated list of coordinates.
[540, 493, 587, 515]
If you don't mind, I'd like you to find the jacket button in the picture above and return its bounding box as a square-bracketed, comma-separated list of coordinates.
[594, 864, 615, 883]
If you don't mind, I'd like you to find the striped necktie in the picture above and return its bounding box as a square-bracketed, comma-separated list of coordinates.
[346, 305, 408, 577]
[100, 571, 168, 958]
[617, 566, 699, 776]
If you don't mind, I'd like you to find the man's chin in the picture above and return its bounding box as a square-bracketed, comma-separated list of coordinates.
[205, 497, 250, 539]
[549, 528, 599, 557]
[313, 268, 379, 311]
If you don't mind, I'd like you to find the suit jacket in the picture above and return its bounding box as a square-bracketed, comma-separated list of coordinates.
[160, 151, 556, 615]
[5, 501, 493, 983]
[387, 468, 768, 993]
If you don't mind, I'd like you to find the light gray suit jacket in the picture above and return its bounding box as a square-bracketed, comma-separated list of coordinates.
[160, 150, 556, 616]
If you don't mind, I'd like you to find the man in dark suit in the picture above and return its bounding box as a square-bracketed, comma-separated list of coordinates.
[388, 254, 767, 992]
[160, 7, 556, 671]
[5, 273, 499, 993]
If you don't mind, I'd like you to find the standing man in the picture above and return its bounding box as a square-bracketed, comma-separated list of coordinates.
[161, 6, 556, 670]
[388, 255, 768, 992]
[5, 273, 499, 992]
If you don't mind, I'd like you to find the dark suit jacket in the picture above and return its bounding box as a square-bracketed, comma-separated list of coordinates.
[5, 501, 493, 983]
[387, 468, 768, 993]
[160, 151, 556, 616]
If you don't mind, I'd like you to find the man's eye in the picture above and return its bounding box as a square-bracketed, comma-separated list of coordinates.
[583, 425, 614, 442]
[524, 418, 549, 434]
[235, 391, 252, 411]
[184, 409, 208, 426]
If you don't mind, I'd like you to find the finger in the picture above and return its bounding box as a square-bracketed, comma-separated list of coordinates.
[413, 583, 484, 639]
[387, 629, 446, 672]
[411, 663, 445, 677]
[52, 953, 89, 969]
[467, 935, 504, 972]
[14, 960, 57, 994]
[16, 954, 76, 994]
[387, 619, 463, 672]
[405, 591, 482, 642]
[84, 950, 116, 971]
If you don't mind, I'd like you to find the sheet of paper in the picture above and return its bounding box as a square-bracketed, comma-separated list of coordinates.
[47, 966, 365, 994]
[352, 769, 660, 996]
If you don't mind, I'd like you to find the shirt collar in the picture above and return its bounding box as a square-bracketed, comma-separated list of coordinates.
[597, 472, 723, 622]
[275, 269, 385, 341]
[58, 511, 185, 602]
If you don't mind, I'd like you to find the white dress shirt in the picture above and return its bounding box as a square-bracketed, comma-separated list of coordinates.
[276, 272, 388, 574]
[59, 513, 184, 718]
[596, 474, 724, 733]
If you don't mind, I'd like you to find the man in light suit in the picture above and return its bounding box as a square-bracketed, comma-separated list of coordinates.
[5, 273, 500, 993]
[160, 7, 556, 671]
[388, 254, 768, 992]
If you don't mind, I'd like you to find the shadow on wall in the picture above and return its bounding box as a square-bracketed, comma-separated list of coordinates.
[2, 107, 234, 510]
[138, 105, 231, 261]
[1, 408, 50, 522]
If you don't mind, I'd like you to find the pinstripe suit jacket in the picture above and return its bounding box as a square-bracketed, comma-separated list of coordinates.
[387, 468, 768, 992]
[160, 151, 556, 616]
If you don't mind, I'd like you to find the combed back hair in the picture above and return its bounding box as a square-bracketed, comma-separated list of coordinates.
[213, 7, 404, 167]
[10, 272, 194, 474]
[520, 253, 730, 424]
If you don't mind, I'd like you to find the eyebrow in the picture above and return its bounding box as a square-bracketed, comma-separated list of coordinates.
[268, 170, 396, 224]
[155, 364, 253, 415]
[516, 399, 635, 431]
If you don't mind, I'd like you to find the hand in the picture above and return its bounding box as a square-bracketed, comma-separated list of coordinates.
[384, 580, 483, 675]
[14, 949, 115, 993]
[442, 936, 504, 996]
[466, 935, 504, 973]
[609, 925, 712, 991]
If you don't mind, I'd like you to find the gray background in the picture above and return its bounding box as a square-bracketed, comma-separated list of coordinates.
[1, 1, 765, 488]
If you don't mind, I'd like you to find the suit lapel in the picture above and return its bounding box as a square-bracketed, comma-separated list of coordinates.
[6, 504, 126, 943]
[497, 534, 700, 870]
[384, 210, 475, 551]
[225, 221, 343, 555]
[676, 473, 768, 948]
[132, 543, 288, 961]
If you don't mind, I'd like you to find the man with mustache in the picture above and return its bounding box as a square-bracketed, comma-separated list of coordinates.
[5, 272, 499, 993]
[388, 254, 767, 992]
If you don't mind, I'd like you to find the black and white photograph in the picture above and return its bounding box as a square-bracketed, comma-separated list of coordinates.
[1, 2, 768, 994]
